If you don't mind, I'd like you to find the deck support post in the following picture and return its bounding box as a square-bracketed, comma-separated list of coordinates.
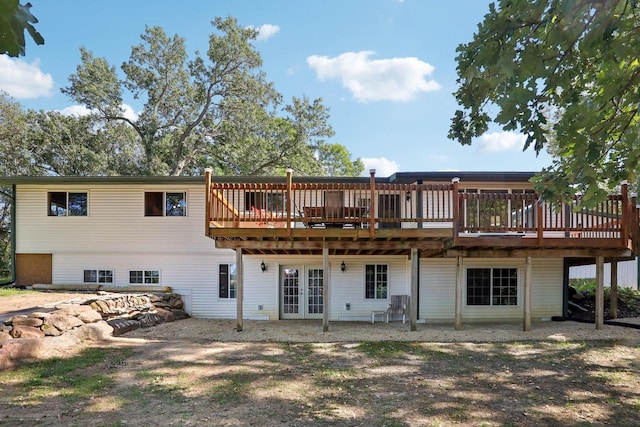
[286, 168, 293, 237]
[523, 256, 532, 332]
[236, 248, 243, 332]
[323, 245, 330, 332]
[595, 255, 604, 330]
[455, 257, 463, 331]
[610, 260, 618, 319]
[410, 248, 418, 331]
[204, 168, 212, 237]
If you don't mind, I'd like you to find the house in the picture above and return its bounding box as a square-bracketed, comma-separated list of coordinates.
[1, 170, 637, 332]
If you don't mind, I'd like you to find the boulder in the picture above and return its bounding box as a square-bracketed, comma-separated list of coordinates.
[0, 330, 12, 342]
[172, 309, 189, 320]
[10, 324, 45, 339]
[154, 307, 175, 322]
[136, 313, 163, 328]
[11, 316, 44, 328]
[71, 321, 114, 341]
[29, 311, 51, 319]
[0, 338, 43, 369]
[44, 312, 84, 333]
[107, 318, 140, 336]
[75, 309, 103, 324]
[41, 322, 64, 336]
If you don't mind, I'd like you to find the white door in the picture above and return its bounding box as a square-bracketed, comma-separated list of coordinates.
[281, 266, 324, 319]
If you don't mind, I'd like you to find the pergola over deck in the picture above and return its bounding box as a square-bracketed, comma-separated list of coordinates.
[205, 169, 640, 332]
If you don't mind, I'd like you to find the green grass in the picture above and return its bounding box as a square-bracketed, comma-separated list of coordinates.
[357, 341, 418, 360]
[0, 287, 36, 297]
[0, 347, 133, 403]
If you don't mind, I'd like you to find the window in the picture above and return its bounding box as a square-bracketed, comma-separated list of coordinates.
[245, 192, 285, 212]
[219, 264, 237, 299]
[467, 268, 518, 306]
[48, 192, 87, 216]
[84, 269, 113, 284]
[129, 270, 159, 284]
[145, 192, 186, 216]
[365, 264, 388, 299]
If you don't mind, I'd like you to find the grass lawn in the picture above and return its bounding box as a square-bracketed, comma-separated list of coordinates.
[1, 339, 639, 426]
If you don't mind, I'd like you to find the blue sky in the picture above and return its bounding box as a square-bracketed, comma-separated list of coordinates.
[0, 0, 553, 177]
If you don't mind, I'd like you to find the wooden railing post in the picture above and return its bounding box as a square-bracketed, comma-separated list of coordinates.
[204, 168, 212, 237]
[536, 195, 543, 246]
[621, 181, 629, 247]
[369, 169, 376, 237]
[286, 168, 293, 237]
[451, 177, 460, 243]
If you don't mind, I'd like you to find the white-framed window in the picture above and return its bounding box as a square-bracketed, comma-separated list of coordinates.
[129, 270, 160, 284]
[466, 267, 518, 306]
[218, 263, 237, 299]
[84, 269, 113, 284]
[48, 192, 88, 216]
[365, 264, 388, 299]
[144, 191, 186, 216]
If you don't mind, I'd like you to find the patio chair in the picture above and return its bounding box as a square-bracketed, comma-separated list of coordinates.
[387, 295, 409, 323]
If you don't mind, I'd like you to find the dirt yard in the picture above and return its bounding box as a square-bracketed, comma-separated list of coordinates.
[1, 291, 640, 426]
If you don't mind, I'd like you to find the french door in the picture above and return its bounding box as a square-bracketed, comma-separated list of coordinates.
[281, 266, 324, 319]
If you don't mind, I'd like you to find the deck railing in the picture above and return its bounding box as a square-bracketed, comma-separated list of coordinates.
[205, 169, 639, 249]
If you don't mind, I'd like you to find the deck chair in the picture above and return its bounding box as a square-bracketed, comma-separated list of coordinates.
[387, 295, 409, 323]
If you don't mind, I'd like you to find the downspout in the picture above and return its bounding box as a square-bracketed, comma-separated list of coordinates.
[0, 185, 16, 286]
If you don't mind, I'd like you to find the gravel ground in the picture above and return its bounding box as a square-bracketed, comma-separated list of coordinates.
[123, 316, 640, 343]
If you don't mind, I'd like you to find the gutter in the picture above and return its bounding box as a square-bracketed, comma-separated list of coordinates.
[0, 184, 16, 286]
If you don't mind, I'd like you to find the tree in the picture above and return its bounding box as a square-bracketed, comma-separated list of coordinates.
[449, 0, 640, 204]
[27, 111, 143, 176]
[63, 17, 360, 177]
[0, 0, 44, 57]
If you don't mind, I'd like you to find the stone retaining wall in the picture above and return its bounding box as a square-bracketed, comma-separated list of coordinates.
[0, 292, 187, 369]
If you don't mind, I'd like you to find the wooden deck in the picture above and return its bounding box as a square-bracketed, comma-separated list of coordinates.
[205, 170, 639, 258]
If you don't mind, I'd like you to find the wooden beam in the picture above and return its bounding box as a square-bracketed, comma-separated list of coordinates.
[323, 245, 330, 332]
[442, 248, 634, 259]
[595, 255, 604, 330]
[410, 248, 418, 331]
[215, 239, 447, 251]
[523, 256, 532, 332]
[236, 248, 243, 332]
[610, 260, 618, 319]
[455, 257, 463, 331]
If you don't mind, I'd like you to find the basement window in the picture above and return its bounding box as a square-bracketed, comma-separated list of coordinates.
[467, 268, 517, 306]
[129, 270, 160, 284]
[84, 269, 113, 284]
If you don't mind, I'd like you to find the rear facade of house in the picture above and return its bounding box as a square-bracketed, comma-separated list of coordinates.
[3, 172, 637, 327]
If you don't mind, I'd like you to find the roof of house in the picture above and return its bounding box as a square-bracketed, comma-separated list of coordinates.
[0, 171, 538, 186]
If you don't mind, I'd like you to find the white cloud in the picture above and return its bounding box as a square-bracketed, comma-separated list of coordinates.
[0, 56, 53, 99]
[58, 103, 138, 121]
[307, 51, 440, 102]
[477, 131, 526, 152]
[361, 157, 399, 177]
[250, 24, 280, 41]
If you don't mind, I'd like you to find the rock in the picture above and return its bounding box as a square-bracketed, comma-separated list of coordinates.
[154, 307, 175, 322]
[44, 312, 84, 333]
[75, 309, 103, 324]
[41, 322, 64, 336]
[91, 299, 111, 314]
[137, 313, 163, 328]
[71, 321, 114, 341]
[0, 338, 43, 369]
[172, 309, 189, 320]
[11, 316, 44, 328]
[10, 324, 46, 339]
[29, 311, 51, 319]
[0, 331, 12, 342]
[107, 318, 140, 336]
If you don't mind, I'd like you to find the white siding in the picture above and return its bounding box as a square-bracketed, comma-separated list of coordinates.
[420, 258, 563, 322]
[570, 260, 638, 288]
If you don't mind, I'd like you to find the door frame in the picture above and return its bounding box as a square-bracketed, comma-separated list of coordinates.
[279, 264, 324, 319]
